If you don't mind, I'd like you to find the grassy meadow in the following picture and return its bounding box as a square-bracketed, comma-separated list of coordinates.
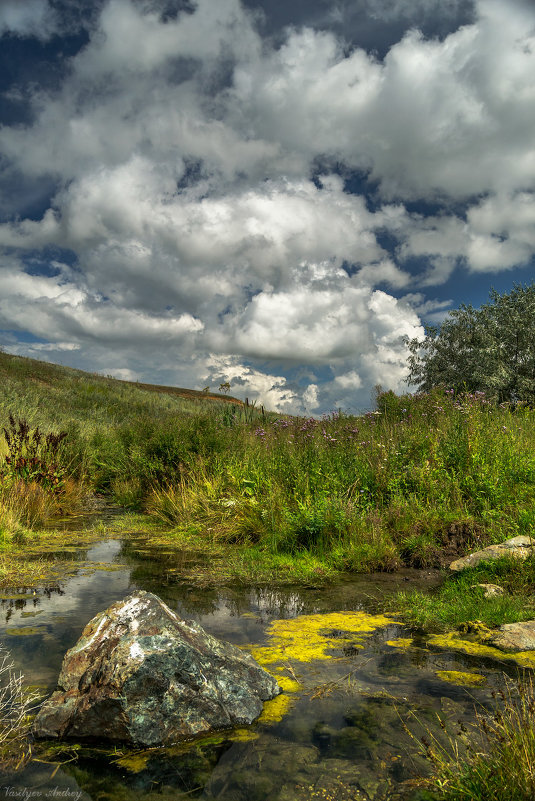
[2, 349, 535, 590]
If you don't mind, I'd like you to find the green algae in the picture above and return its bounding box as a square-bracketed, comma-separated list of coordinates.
[428, 632, 535, 668]
[229, 728, 259, 742]
[244, 611, 397, 727]
[5, 625, 46, 636]
[112, 725, 261, 775]
[250, 611, 395, 666]
[113, 751, 151, 773]
[435, 670, 486, 687]
[257, 693, 295, 724]
[387, 627, 535, 669]
[385, 637, 413, 649]
[274, 674, 302, 693]
[79, 562, 126, 572]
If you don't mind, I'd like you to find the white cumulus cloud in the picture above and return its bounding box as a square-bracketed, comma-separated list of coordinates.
[0, 0, 533, 412]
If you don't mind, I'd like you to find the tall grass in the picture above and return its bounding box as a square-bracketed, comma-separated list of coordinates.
[0, 407, 87, 538]
[412, 675, 535, 800]
[140, 388, 535, 569]
[0, 481, 55, 531]
[0, 645, 40, 771]
[3, 349, 535, 572]
[0, 351, 247, 536]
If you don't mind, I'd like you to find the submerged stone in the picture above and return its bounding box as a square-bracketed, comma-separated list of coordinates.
[33, 590, 280, 746]
[449, 535, 535, 571]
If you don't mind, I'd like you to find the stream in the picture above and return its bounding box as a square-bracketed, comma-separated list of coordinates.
[0, 527, 525, 801]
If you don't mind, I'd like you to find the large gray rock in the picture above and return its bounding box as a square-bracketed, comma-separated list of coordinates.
[449, 535, 535, 571]
[488, 620, 535, 653]
[33, 590, 280, 746]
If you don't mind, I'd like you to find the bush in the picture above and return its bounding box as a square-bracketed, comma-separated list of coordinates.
[1, 414, 67, 492]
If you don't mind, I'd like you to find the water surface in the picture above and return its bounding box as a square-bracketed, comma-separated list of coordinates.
[0, 533, 522, 801]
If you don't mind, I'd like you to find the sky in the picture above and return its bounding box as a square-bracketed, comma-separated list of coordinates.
[0, 0, 534, 415]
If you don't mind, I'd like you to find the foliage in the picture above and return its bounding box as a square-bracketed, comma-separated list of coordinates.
[392, 554, 535, 632]
[407, 283, 535, 403]
[0, 350, 250, 535]
[391, 555, 535, 632]
[2, 414, 67, 492]
[4, 350, 535, 589]
[0, 480, 56, 535]
[0, 413, 85, 535]
[142, 388, 535, 576]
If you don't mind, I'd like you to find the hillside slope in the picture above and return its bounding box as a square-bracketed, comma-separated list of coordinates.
[0, 351, 243, 432]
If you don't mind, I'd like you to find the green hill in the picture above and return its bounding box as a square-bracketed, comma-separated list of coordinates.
[0, 350, 258, 528]
[0, 350, 243, 433]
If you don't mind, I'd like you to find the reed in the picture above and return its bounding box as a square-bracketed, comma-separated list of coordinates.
[0, 645, 41, 771]
[410, 674, 535, 800]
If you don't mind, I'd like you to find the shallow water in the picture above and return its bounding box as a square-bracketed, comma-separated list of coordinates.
[0, 533, 525, 801]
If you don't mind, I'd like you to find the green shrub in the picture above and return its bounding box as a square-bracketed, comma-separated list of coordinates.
[1, 414, 67, 492]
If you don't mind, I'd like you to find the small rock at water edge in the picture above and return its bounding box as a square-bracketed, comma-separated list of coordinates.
[488, 620, 535, 653]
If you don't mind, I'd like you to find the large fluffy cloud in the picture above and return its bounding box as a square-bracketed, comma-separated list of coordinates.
[0, 0, 533, 412]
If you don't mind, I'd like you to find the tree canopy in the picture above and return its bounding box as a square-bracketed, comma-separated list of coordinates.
[406, 283, 535, 403]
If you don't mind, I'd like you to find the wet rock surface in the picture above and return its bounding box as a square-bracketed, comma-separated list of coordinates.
[33, 590, 280, 746]
[449, 535, 535, 571]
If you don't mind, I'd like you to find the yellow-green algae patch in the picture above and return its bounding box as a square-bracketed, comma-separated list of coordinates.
[113, 726, 262, 774]
[114, 751, 151, 774]
[435, 670, 486, 687]
[274, 674, 302, 693]
[5, 625, 46, 636]
[250, 611, 395, 666]
[257, 693, 294, 724]
[428, 632, 535, 668]
[386, 637, 413, 649]
[229, 727, 259, 742]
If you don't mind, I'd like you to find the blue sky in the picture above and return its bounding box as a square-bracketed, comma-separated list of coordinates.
[0, 0, 534, 414]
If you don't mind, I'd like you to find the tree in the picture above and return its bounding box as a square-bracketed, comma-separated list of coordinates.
[406, 283, 535, 404]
